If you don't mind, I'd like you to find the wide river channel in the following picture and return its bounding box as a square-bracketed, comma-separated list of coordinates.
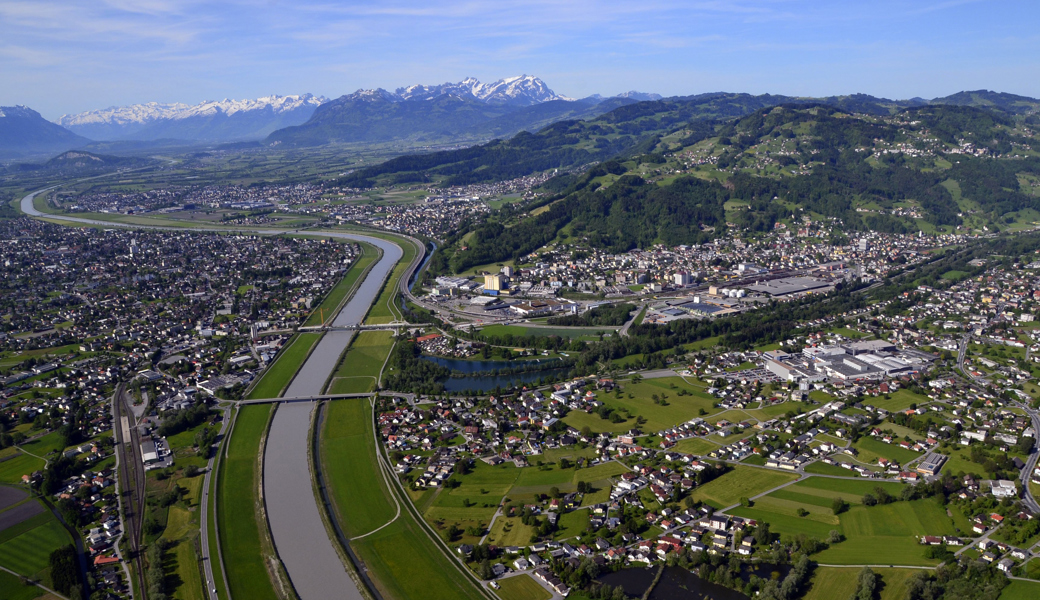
[22, 188, 409, 600]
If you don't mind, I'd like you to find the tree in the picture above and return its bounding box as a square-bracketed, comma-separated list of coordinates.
[850, 567, 876, 600]
[549, 487, 561, 499]
[832, 497, 849, 515]
[740, 496, 753, 508]
[862, 493, 878, 506]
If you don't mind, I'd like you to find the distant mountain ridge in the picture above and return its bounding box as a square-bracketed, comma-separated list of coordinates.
[57, 94, 327, 142]
[0, 106, 90, 159]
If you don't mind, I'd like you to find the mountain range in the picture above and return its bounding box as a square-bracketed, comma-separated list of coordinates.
[57, 94, 327, 142]
[1, 77, 1039, 160]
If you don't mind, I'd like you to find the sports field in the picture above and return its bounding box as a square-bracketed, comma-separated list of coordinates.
[303, 242, 378, 327]
[320, 399, 397, 537]
[325, 330, 395, 394]
[215, 405, 279, 600]
[245, 333, 321, 399]
[689, 466, 798, 508]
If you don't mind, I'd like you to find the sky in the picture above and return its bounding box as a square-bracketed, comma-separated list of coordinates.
[2, 0, 1039, 120]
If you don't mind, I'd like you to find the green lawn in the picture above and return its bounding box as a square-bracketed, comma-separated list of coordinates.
[734, 489, 953, 567]
[320, 395, 488, 600]
[671, 437, 720, 455]
[562, 377, 718, 434]
[320, 399, 397, 537]
[16, 432, 66, 458]
[216, 405, 279, 600]
[852, 437, 922, 465]
[1001, 580, 1040, 600]
[862, 389, 931, 412]
[689, 466, 798, 508]
[803, 567, 918, 600]
[303, 242, 378, 327]
[326, 330, 395, 394]
[0, 453, 46, 484]
[495, 574, 551, 600]
[0, 511, 73, 588]
[365, 237, 419, 325]
[245, 333, 321, 399]
[350, 514, 487, 600]
[0, 568, 47, 600]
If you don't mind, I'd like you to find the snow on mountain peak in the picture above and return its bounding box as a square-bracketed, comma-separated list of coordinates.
[57, 94, 327, 127]
[386, 76, 566, 105]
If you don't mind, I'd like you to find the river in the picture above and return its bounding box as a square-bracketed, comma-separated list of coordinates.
[21, 188, 410, 600]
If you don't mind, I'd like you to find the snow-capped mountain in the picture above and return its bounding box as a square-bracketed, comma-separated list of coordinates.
[391, 75, 569, 106]
[57, 94, 327, 142]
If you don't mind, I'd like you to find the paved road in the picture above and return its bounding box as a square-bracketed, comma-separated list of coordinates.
[1017, 402, 1040, 513]
[199, 407, 233, 600]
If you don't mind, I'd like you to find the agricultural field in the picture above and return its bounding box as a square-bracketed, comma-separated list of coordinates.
[16, 432, 66, 459]
[245, 333, 321, 399]
[216, 405, 280, 600]
[0, 509, 74, 588]
[320, 399, 397, 538]
[1001, 580, 1040, 600]
[495, 574, 551, 600]
[0, 568, 49, 600]
[671, 437, 720, 455]
[733, 478, 952, 567]
[326, 330, 395, 394]
[303, 241, 379, 327]
[0, 454, 46, 485]
[689, 466, 798, 509]
[562, 377, 718, 434]
[802, 567, 918, 600]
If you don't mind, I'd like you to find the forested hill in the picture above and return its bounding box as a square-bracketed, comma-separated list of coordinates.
[338, 92, 927, 189]
[430, 102, 1040, 274]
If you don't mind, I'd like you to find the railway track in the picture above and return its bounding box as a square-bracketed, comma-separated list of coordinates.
[114, 383, 148, 600]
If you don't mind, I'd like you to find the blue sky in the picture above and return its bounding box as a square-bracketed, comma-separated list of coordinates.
[2, 0, 1038, 120]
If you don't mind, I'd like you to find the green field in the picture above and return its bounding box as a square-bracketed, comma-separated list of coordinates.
[477, 325, 617, 340]
[320, 399, 397, 537]
[303, 242, 378, 327]
[1001, 580, 1040, 600]
[852, 436, 922, 465]
[0, 568, 47, 600]
[862, 389, 931, 412]
[320, 398, 488, 600]
[803, 567, 918, 600]
[0, 453, 46, 484]
[562, 377, 718, 434]
[326, 330, 395, 394]
[495, 574, 550, 600]
[733, 484, 952, 567]
[671, 437, 720, 455]
[245, 333, 321, 399]
[0, 510, 73, 588]
[216, 405, 279, 600]
[365, 237, 419, 325]
[16, 432, 66, 458]
[689, 466, 798, 508]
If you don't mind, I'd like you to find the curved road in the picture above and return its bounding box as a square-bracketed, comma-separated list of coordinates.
[21, 188, 417, 600]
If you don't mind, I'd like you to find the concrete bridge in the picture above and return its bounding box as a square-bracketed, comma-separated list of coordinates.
[297, 322, 420, 332]
[236, 391, 417, 405]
